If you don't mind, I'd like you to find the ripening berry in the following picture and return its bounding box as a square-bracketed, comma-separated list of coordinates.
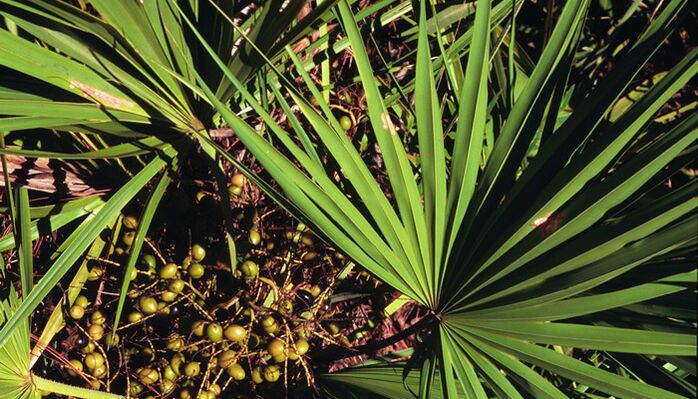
[230, 173, 246, 188]
[240, 260, 259, 279]
[224, 324, 246, 343]
[188, 263, 205, 279]
[69, 305, 85, 320]
[339, 115, 352, 130]
[184, 362, 200, 377]
[139, 297, 158, 315]
[206, 323, 223, 342]
[191, 244, 206, 262]
[159, 263, 178, 279]
[84, 353, 104, 370]
[263, 365, 281, 382]
[226, 363, 246, 381]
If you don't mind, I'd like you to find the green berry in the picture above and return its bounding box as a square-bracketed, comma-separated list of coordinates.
[130, 382, 144, 395]
[168, 279, 185, 294]
[263, 365, 281, 382]
[248, 230, 261, 246]
[159, 263, 178, 279]
[88, 324, 104, 341]
[208, 383, 221, 395]
[267, 339, 285, 357]
[272, 353, 287, 363]
[157, 302, 170, 315]
[261, 316, 278, 334]
[287, 350, 299, 361]
[302, 251, 317, 261]
[171, 353, 185, 375]
[128, 267, 138, 281]
[163, 365, 177, 381]
[301, 233, 314, 246]
[217, 350, 237, 368]
[327, 322, 341, 335]
[240, 260, 259, 280]
[223, 324, 246, 343]
[184, 362, 200, 377]
[192, 321, 206, 337]
[128, 311, 143, 323]
[206, 323, 223, 342]
[139, 297, 158, 315]
[87, 267, 103, 281]
[166, 335, 185, 351]
[161, 291, 177, 302]
[82, 342, 95, 354]
[195, 191, 208, 203]
[191, 244, 206, 262]
[91, 364, 107, 379]
[84, 352, 104, 370]
[251, 367, 263, 384]
[105, 332, 119, 347]
[161, 379, 175, 393]
[74, 295, 89, 308]
[67, 359, 83, 377]
[295, 338, 310, 355]
[141, 254, 157, 275]
[138, 368, 159, 385]
[122, 231, 135, 247]
[309, 285, 322, 297]
[339, 115, 352, 130]
[278, 299, 293, 317]
[226, 363, 245, 381]
[90, 311, 106, 325]
[188, 263, 205, 279]
[69, 305, 85, 320]
[228, 184, 242, 196]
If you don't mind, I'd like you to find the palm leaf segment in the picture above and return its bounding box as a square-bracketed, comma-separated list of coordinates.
[188, 0, 697, 397]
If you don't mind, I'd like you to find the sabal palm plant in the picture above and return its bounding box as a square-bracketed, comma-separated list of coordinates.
[0, 0, 694, 398]
[185, 0, 697, 398]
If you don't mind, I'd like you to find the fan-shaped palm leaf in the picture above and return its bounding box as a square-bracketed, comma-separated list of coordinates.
[1, 188, 123, 399]
[187, 0, 696, 397]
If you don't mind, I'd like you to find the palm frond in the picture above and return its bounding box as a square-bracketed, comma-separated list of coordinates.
[188, 0, 696, 397]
